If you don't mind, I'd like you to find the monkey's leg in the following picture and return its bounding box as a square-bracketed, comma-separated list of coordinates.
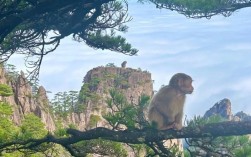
[174, 113, 183, 130]
[159, 124, 175, 130]
[159, 121, 176, 130]
[158, 114, 177, 130]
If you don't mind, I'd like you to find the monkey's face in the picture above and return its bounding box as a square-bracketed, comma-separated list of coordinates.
[170, 73, 194, 94]
[180, 79, 194, 94]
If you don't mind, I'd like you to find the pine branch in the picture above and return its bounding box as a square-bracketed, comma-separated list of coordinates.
[1, 120, 251, 152]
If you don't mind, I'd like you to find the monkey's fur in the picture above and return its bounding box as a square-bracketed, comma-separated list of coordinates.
[148, 73, 194, 130]
[121, 61, 127, 68]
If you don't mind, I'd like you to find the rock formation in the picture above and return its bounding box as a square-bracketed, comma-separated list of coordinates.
[73, 66, 153, 129]
[121, 61, 127, 68]
[203, 98, 251, 122]
[0, 67, 56, 132]
[0, 65, 154, 132]
[235, 111, 251, 121]
[204, 98, 233, 120]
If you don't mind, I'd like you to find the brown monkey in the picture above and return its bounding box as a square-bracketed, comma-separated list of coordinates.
[121, 61, 127, 68]
[148, 73, 194, 130]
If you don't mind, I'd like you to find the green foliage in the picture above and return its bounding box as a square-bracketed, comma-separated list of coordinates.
[0, 95, 19, 153]
[54, 128, 68, 138]
[0, 116, 19, 143]
[72, 139, 128, 157]
[130, 144, 155, 157]
[53, 120, 68, 137]
[165, 144, 184, 157]
[105, 63, 116, 67]
[87, 29, 138, 55]
[144, 0, 249, 18]
[79, 77, 101, 102]
[73, 103, 87, 113]
[186, 115, 224, 127]
[29, 81, 40, 96]
[50, 90, 79, 116]
[3, 64, 19, 83]
[68, 123, 77, 129]
[90, 77, 101, 88]
[0, 101, 13, 116]
[78, 78, 102, 111]
[20, 113, 47, 139]
[2, 151, 24, 157]
[0, 84, 13, 97]
[186, 116, 251, 157]
[102, 71, 117, 79]
[54, 120, 78, 138]
[104, 89, 136, 129]
[155, 0, 230, 11]
[1, 143, 65, 157]
[104, 89, 150, 130]
[103, 69, 132, 89]
[0, 101, 18, 143]
[78, 84, 90, 104]
[114, 75, 130, 89]
[89, 114, 102, 128]
[184, 149, 191, 157]
[234, 143, 251, 157]
[138, 94, 150, 108]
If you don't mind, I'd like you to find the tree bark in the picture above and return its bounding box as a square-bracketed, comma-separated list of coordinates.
[1, 120, 251, 150]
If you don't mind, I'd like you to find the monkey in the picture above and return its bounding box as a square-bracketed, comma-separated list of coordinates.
[121, 61, 127, 68]
[148, 73, 194, 130]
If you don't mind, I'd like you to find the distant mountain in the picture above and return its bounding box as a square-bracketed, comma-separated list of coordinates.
[204, 98, 251, 121]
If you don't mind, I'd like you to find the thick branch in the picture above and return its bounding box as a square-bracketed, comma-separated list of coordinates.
[1, 120, 251, 151]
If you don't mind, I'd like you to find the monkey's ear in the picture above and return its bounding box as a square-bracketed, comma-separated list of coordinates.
[177, 78, 184, 87]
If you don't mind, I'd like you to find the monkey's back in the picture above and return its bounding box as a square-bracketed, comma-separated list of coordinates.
[149, 85, 186, 119]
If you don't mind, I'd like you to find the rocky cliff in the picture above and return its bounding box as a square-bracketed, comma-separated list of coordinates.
[62, 66, 153, 130]
[0, 67, 56, 132]
[203, 98, 250, 121]
[204, 98, 233, 120]
[83, 66, 153, 106]
[0, 65, 154, 132]
[235, 111, 251, 121]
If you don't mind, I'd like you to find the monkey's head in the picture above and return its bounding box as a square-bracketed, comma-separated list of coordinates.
[169, 73, 194, 94]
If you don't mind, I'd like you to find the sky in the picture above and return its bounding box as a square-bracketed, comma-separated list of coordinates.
[8, 2, 251, 119]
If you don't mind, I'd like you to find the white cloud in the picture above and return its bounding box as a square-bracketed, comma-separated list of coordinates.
[40, 65, 67, 76]
[231, 77, 251, 93]
[224, 43, 251, 52]
[202, 19, 230, 27]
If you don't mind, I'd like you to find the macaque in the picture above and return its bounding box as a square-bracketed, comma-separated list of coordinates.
[121, 61, 127, 68]
[148, 73, 194, 130]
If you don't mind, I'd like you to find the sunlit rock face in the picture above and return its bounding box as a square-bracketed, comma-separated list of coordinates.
[204, 98, 233, 120]
[235, 111, 251, 121]
[77, 66, 153, 130]
[0, 67, 56, 132]
[204, 98, 251, 122]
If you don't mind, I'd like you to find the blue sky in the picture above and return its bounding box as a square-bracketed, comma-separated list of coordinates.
[8, 2, 251, 118]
